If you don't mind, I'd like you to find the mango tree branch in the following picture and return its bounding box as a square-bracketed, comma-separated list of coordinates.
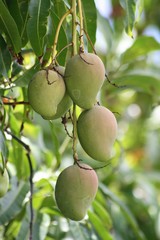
[4, 129, 33, 240]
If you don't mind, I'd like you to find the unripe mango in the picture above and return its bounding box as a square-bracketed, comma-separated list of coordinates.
[64, 53, 105, 109]
[77, 106, 117, 162]
[52, 66, 72, 119]
[55, 163, 98, 221]
[0, 168, 9, 198]
[28, 69, 65, 120]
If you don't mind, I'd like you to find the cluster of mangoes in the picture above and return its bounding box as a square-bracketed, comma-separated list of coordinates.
[28, 52, 118, 221]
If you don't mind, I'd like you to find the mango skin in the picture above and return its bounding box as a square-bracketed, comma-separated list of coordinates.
[0, 168, 9, 198]
[52, 66, 72, 119]
[55, 163, 98, 221]
[64, 53, 105, 109]
[77, 106, 118, 162]
[28, 70, 65, 120]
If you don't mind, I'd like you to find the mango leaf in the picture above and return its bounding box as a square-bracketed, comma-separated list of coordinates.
[0, 35, 12, 79]
[0, 130, 8, 166]
[16, 208, 30, 240]
[81, 0, 97, 51]
[0, 179, 30, 225]
[45, 10, 68, 66]
[18, 0, 29, 46]
[88, 211, 113, 240]
[52, 0, 67, 19]
[69, 221, 95, 240]
[14, 64, 40, 87]
[27, 0, 51, 57]
[121, 36, 160, 64]
[5, 0, 23, 34]
[112, 75, 160, 96]
[92, 200, 112, 230]
[32, 212, 50, 240]
[0, 0, 22, 53]
[119, 0, 135, 37]
[99, 183, 146, 240]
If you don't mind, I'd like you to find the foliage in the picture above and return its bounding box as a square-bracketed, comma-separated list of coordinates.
[0, 0, 160, 239]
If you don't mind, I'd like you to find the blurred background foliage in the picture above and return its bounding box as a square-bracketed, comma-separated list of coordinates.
[0, 0, 160, 239]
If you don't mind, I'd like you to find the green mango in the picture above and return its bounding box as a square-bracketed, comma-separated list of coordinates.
[52, 66, 72, 119]
[64, 53, 105, 109]
[77, 106, 117, 162]
[28, 69, 65, 120]
[55, 163, 98, 221]
[0, 168, 9, 198]
[52, 92, 72, 119]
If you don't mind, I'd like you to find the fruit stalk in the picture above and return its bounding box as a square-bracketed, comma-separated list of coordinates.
[77, 0, 84, 52]
[52, 9, 71, 63]
[71, 0, 77, 56]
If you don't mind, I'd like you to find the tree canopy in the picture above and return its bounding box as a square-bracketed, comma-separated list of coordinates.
[0, 0, 160, 240]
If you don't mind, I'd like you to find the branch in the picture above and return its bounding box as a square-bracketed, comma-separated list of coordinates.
[4, 129, 33, 240]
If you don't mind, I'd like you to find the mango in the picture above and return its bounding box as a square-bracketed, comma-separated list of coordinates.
[55, 163, 98, 221]
[52, 66, 72, 119]
[0, 168, 9, 198]
[77, 106, 118, 162]
[64, 53, 105, 109]
[28, 69, 65, 119]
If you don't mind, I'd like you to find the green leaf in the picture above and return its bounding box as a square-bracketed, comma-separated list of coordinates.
[119, 0, 135, 37]
[88, 211, 113, 240]
[14, 64, 40, 87]
[18, 0, 29, 46]
[32, 212, 50, 240]
[45, 10, 68, 66]
[0, 35, 12, 79]
[5, 0, 23, 34]
[0, 179, 30, 225]
[69, 221, 93, 240]
[99, 184, 146, 240]
[112, 75, 160, 96]
[0, 0, 22, 53]
[81, 0, 97, 51]
[0, 130, 8, 166]
[16, 209, 30, 240]
[121, 36, 160, 64]
[27, 0, 51, 56]
[92, 200, 112, 230]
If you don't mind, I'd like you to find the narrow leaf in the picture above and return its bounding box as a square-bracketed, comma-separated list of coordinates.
[0, 35, 12, 79]
[88, 211, 113, 240]
[0, 0, 22, 53]
[81, 0, 97, 51]
[5, 0, 23, 34]
[121, 36, 160, 64]
[14, 64, 40, 87]
[112, 75, 160, 96]
[27, 0, 51, 56]
[99, 184, 146, 240]
[119, 0, 135, 37]
[0, 180, 30, 225]
[0, 130, 8, 164]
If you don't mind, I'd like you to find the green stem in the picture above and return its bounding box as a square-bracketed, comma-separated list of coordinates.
[52, 9, 71, 63]
[77, 0, 84, 52]
[71, 0, 78, 163]
[71, 0, 77, 56]
[72, 103, 78, 163]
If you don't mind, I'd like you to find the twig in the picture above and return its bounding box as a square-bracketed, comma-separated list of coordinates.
[61, 115, 73, 139]
[4, 129, 33, 240]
